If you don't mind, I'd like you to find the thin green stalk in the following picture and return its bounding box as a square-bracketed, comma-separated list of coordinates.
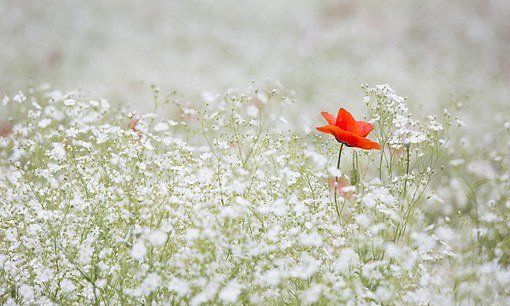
[395, 144, 411, 242]
[150, 84, 160, 133]
[403, 144, 410, 197]
[351, 150, 360, 191]
[334, 143, 345, 223]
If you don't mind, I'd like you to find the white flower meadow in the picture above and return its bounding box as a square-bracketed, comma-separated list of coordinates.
[0, 85, 509, 305]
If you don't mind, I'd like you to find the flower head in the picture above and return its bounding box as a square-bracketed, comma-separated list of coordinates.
[317, 108, 380, 150]
[328, 177, 354, 200]
[0, 122, 12, 137]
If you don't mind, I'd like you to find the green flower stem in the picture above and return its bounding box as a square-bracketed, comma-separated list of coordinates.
[334, 143, 344, 223]
[403, 144, 410, 197]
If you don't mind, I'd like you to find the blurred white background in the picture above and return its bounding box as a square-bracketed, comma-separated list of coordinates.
[1, 0, 509, 123]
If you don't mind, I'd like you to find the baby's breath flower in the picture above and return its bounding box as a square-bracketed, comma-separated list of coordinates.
[0, 86, 507, 305]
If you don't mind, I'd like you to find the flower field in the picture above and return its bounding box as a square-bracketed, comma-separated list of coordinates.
[1, 1, 510, 305]
[1, 84, 509, 305]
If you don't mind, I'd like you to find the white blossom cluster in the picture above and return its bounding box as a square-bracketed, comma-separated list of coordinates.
[364, 84, 428, 149]
[0, 85, 508, 305]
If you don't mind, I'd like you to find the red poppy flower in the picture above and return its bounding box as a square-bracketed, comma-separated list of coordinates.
[0, 123, 12, 138]
[128, 117, 140, 133]
[128, 117, 142, 142]
[317, 108, 380, 150]
[328, 177, 354, 200]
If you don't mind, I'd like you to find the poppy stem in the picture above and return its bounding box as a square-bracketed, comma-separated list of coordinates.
[334, 143, 344, 223]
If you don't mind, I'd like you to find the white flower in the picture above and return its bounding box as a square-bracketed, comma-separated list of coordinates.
[334, 248, 360, 273]
[300, 283, 323, 305]
[154, 122, 169, 132]
[167, 277, 190, 297]
[219, 280, 242, 303]
[299, 232, 323, 247]
[19, 284, 34, 301]
[38, 118, 52, 128]
[355, 214, 371, 228]
[220, 205, 246, 219]
[60, 278, 76, 293]
[148, 230, 167, 247]
[37, 268, 54, 282]
[139, 273, 162, 295]
[51, 142, 67, 159]
[13, 92, 26, 103]
[246, 105, 259, 117]
[427, 119, 443, 131]
[327, 167, 342, 177]
[376, 286, 392, 302]
[131, 241, 147, 260]
[78, 243, 93, 265]
[259, 198, 287, 216]
[64, 99, 76, 106]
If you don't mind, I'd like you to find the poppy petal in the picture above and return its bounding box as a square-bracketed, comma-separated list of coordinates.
[351, 137, 381, 150]
[335, 108, 358, 134]
[356, 121, 374, 138]
[316, 125, 356, 144]
[321, 111, 336, 125]
[317, 124, 381, 150]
